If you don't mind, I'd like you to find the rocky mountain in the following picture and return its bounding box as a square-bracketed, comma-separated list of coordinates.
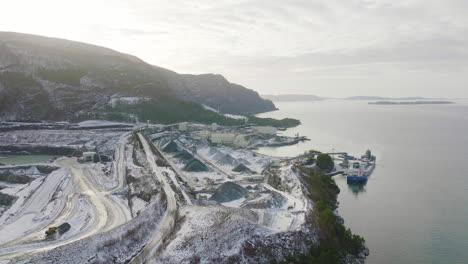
[155, 66, 276, 114]
[0, 32, 275, 122]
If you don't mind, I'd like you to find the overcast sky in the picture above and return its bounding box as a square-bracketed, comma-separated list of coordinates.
[1, 0, 467, 97]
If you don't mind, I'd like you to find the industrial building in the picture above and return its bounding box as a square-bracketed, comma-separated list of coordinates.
[211, 123, 218, 131]
[178, 122, 188, 131]
[210, 133, 236, 144]
[82, 152, 96, 162]
[210, 133, 254, 147]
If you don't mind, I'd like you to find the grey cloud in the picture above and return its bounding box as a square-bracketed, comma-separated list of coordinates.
[112, 28, 169, 36]
[7, 0, 466, 97]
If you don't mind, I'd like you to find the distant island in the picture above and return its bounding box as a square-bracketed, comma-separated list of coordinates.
[346, 96, 439, 100]
[369, 101, 455, 105]
[262, 95, 449, 102]
[262, 94, 325, 102]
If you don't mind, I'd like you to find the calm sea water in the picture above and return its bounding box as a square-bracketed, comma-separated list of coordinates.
[256, 100, 468, 264]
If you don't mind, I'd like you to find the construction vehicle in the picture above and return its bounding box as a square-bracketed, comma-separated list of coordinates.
[45, 227, 57, 236]
[45, 223, 71, 237]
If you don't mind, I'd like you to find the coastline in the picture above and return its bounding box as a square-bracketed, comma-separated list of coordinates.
[0, 116, 367, 263]
[255, 103, 369, 262]
[254, 99, 468, 263]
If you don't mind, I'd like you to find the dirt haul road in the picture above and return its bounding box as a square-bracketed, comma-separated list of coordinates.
[130, 133, 178, 264]
[56, 158, 129, 233]
[112, 134, 129, 192]
[0, 139, 129, 262]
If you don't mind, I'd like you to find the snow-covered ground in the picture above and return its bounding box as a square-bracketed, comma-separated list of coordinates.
[155, 134, 308, 233]
[109, 96, 151, 107]
[0, 126, 322, 263]
[76, 120, 134, 128]
[0, 166, 70, 245]
[16, 197, 167, 264]
[0, 157, 133, 261]
[224, 113, 248, 120]
[157, 205, 273, 264]
[0, 129, 123, 155]
[202, 104, 247, 120]
[0, 132, 136, 262]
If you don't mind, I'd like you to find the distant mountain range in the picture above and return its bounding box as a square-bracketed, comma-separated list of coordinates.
[261, 94, 325, 102]
[369, 101, 454, 105]
[262, 94, 443, 102]
[0, 32, 275, 123]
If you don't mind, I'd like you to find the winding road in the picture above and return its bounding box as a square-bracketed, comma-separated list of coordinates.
[0, 133, 182, 263]
[130, 133, 178, 264]
[0, 135, 130, 262]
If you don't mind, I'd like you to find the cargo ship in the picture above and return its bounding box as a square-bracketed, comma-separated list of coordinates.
[346, 150, 375, 182]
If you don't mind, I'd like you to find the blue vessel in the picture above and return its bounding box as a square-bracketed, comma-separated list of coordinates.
[346, 150, 376, 182]
[347, 161, 375, 182]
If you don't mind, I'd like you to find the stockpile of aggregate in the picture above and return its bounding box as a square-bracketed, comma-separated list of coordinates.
[174, 150, 194, 163]
[210, 182, 247, 203]
[183, 158, 208, 172]
[163, 141, 179, 153]
[232, 163, 253, 174]
[216, 154, 239, 166]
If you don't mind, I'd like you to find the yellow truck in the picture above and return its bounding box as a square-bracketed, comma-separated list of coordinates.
[45, 227, 57, 236]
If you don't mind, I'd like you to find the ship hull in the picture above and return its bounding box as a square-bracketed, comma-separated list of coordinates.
[347, 175, 368, 182]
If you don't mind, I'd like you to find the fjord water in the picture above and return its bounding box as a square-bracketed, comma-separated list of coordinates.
[256, 100, 468, 264]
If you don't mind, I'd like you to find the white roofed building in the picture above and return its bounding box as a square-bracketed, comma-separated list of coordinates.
[179, 122, 188, 131]
[210, 133, 253, 147]
[82, 152, 96, 162]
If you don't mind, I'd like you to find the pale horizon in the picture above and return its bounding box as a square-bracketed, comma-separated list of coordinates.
[260, 93, 466, 99]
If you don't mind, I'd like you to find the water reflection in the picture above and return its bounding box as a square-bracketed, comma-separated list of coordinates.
[347, 181, 367, 196]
